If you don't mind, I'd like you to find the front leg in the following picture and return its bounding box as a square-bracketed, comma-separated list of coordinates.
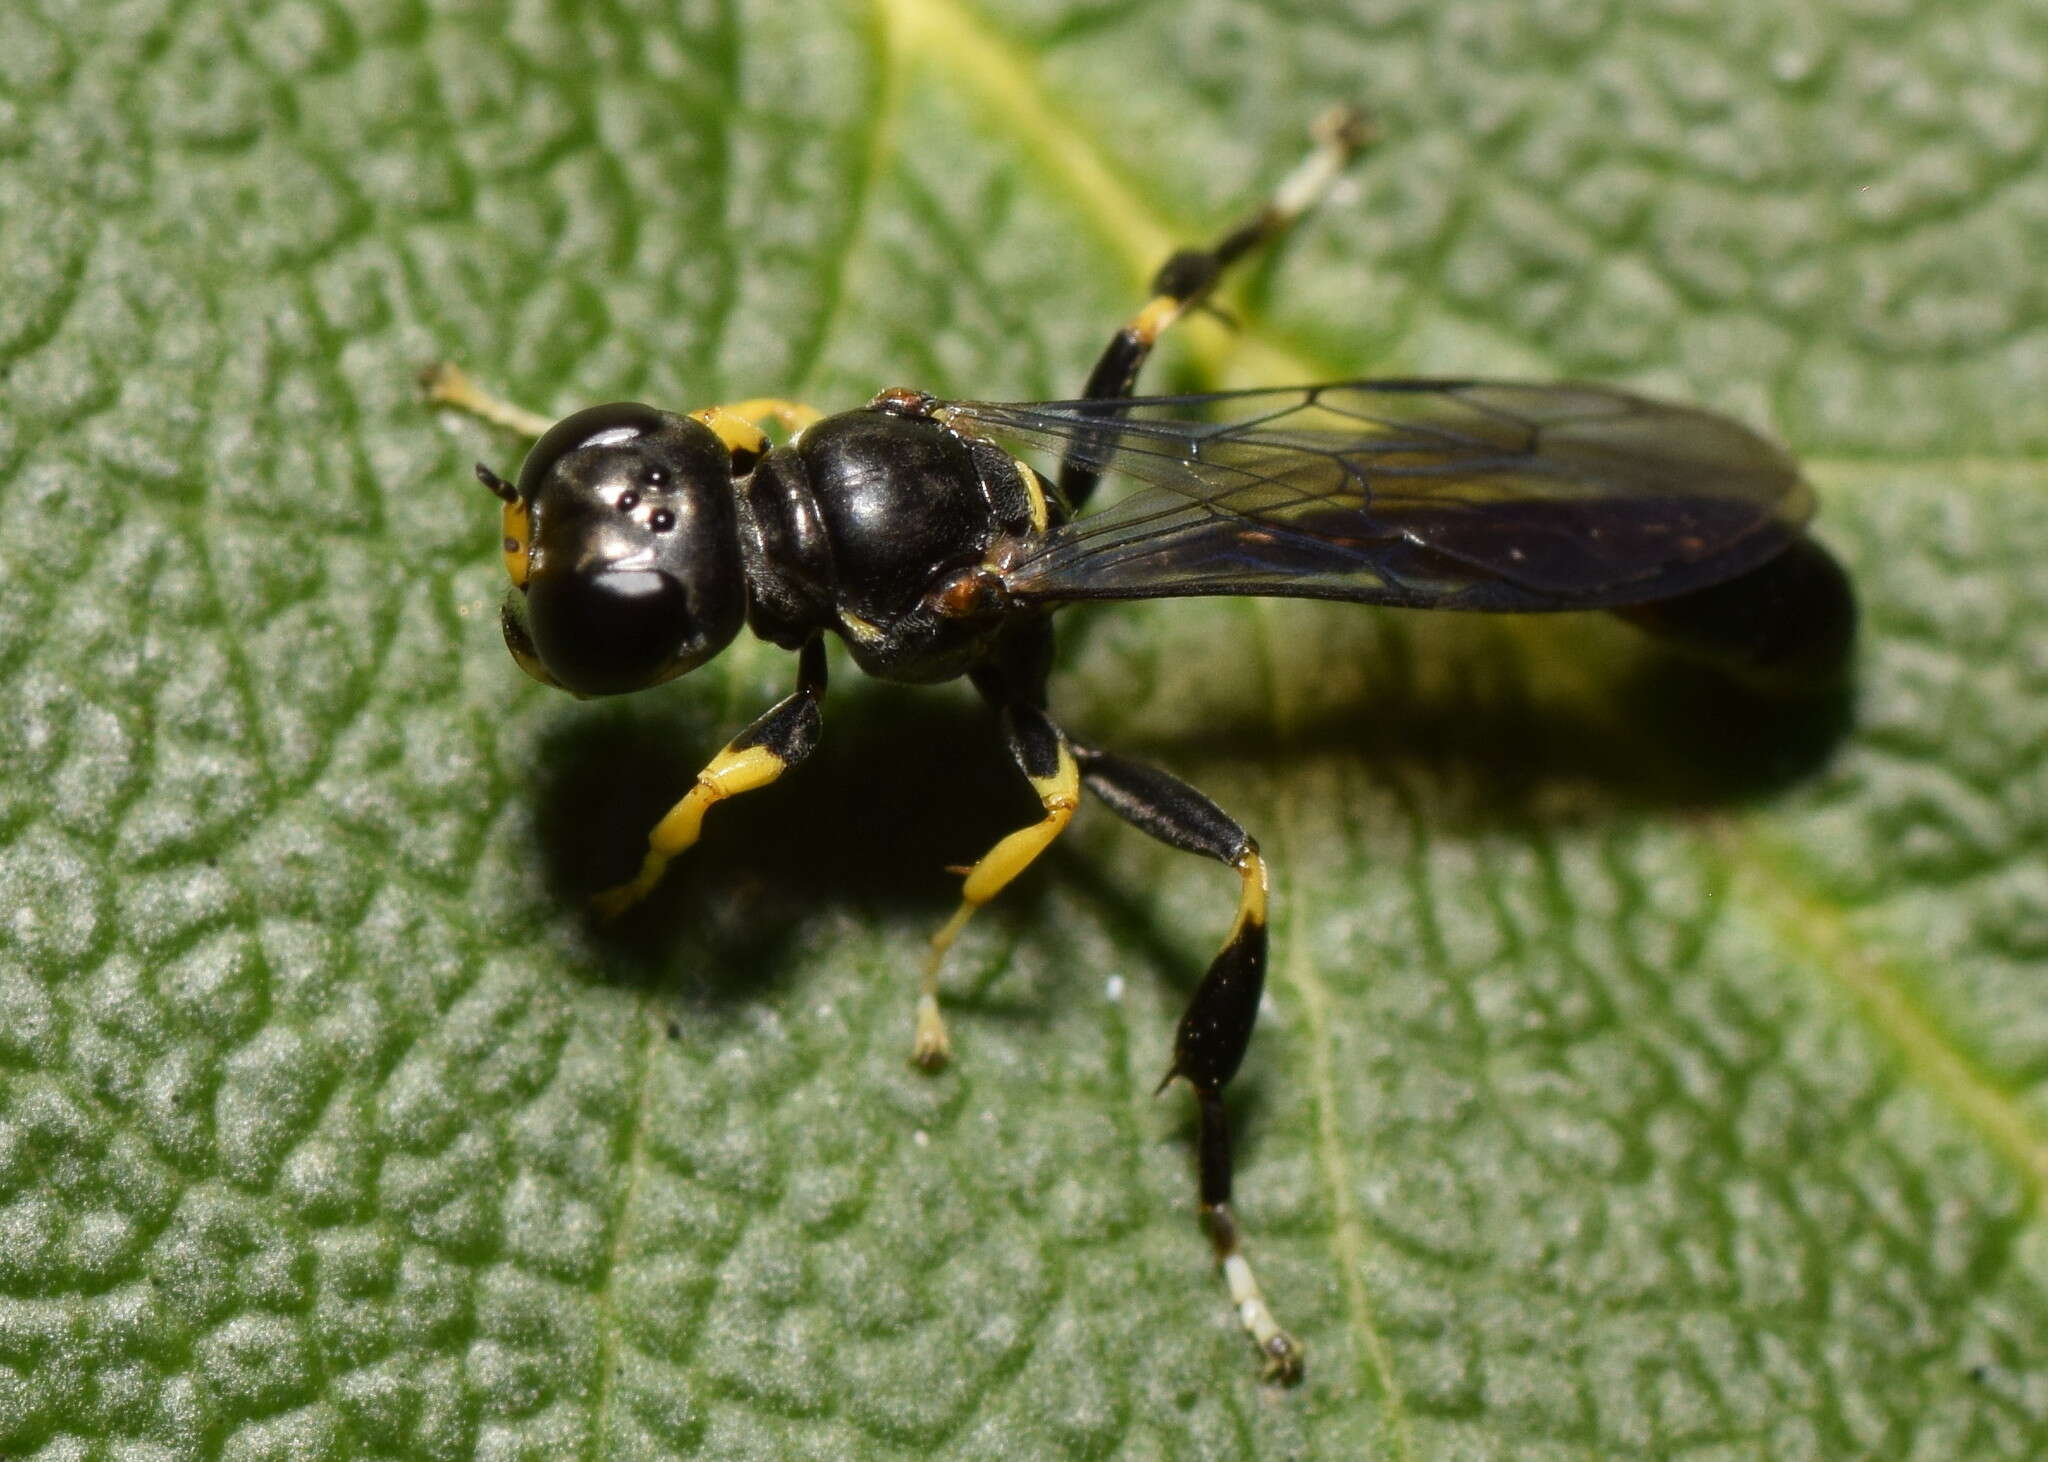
[423, 363, 824, 473]
[420, 361, 554, 438]
[592, 637, 827, 918]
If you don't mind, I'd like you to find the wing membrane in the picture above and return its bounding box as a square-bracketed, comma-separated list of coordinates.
[942, 381, 1812, 612]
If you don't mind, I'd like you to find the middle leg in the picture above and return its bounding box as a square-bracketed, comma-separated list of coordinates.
[916, 697, 1080, 1069]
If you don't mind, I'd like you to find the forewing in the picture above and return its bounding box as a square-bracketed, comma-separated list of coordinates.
[943, 381, 1813, 611]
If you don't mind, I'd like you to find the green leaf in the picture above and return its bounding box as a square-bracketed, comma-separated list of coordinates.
[3, 0, 2044, 1455]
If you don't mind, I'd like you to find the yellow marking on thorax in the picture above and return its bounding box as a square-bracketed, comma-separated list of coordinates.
[839, 609, 885, 645]
[1012, 456, 1050, 533]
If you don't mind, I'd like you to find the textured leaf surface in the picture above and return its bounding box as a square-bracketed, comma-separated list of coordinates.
[3, 0, 2045, 1456]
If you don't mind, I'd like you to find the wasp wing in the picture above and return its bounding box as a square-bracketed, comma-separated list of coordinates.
[943, 381, 1812, 612]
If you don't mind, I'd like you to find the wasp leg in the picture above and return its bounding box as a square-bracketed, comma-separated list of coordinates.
[690, 399, 827, 470]
[916, 699, 1080, 1069]
[420, 362, 554, 439]
[695, 398, 826, 439]
[1060, 105, 1373, 510]
[592, 638, 827, 919]
[1074, 744, 1303, 1383]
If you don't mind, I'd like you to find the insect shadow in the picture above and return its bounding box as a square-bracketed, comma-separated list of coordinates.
[1072, 604, 1857, 818]
[528, 678, 1036, 1001]
[530, 610, 1854, 1003]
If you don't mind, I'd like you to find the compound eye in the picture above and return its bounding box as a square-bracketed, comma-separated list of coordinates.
[517, 402, 679, 503]
[499, 590, 559, 687]
[525, 567, 694, 697]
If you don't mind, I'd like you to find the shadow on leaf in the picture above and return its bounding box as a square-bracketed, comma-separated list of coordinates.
[1093, 610, 1857, 824]
[527, 682, 1033, 999]
[524, 618, 1854, 1004]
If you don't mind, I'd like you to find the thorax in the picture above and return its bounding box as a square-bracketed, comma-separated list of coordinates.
[734, 404, 1061, 682]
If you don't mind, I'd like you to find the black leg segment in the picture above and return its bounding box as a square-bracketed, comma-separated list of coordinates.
[1076, 747, 1269, 1093]
[1059, 107, 1372, 511]
[591, 637, 828, 918]
[1073, 743, 1302, 1381]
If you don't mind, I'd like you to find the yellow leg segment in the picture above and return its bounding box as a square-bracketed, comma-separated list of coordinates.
[915, 740, 1082, 1068]
[692, 398, 826, 456]
[1230, 847, 1269, 946]
[1217, 1204, 1303, 1383]
[591, 743, 790, 919]
[425, 367, 827, 456]
[714, 398, 827, 435]
[1128, 293, 1186, 348]
[591, 638, 825, 919]
[421, 362, 554, 438]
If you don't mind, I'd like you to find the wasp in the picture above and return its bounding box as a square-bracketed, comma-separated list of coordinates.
[427, 108, 1855, 1382]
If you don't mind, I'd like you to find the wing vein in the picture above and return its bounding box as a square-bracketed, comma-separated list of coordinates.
[944, 379, 1809, 611]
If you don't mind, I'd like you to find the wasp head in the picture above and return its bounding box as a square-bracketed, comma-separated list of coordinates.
[492, 402, 746, 697]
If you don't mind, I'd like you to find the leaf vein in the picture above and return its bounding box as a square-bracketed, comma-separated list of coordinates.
[1720, 828, 2048, 1213]
[589, 994, 659, 1457]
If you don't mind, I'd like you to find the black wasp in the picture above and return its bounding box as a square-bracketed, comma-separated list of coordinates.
[428, 109, 1855, 1382]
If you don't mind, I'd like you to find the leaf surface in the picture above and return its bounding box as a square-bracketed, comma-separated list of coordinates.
[2, 0, 2044, 1455]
